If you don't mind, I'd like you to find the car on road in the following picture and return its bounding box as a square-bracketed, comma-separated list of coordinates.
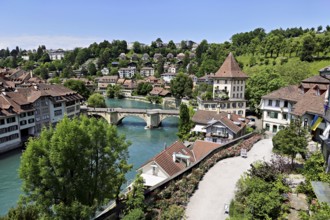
[246, 116, 256, 128]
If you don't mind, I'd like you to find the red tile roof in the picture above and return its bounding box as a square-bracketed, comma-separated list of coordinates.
[191, 140, 220, 161]
[214, 52, 248, 79]
[145, 141, 195, 177]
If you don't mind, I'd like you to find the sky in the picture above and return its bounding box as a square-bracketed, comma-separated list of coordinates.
[0, 0, 329, 50]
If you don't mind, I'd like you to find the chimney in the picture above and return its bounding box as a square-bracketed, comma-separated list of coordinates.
[172, 153, 176, 162]
[30, 71, 33, 78]
[227, 113, 231, 120]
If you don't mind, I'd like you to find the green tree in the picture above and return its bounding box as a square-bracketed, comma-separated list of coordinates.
[107, 84, 123, 98]
[170, 73, 193, 99]
[87, 62, 97, 75]
[300, 33, 316, 62]
[274, 60, 311, 85]
[133, 41, 142, 53]
[177, 103, 193, 140]
[124, 174, 145, 214]
[63, 79, 91, 99]
[167, 40, 176, 50]
[136, 82, 153, 96]
[272, 119, 308, 168]
[122, 209, 145, 220]
[0, 203, 39, 220]
[245, 67, 285, 112]
[19, 116, 131, 219]
[87, 93, 106, 107]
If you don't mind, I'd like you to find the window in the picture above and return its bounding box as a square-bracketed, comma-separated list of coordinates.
[269, 112, 278, 119]
[54, 103, 62, 108]
[8, 125, 18, 132]
[20, 120, 27, 126]
[237, 86, 240, 91]
[304, 118, 308, 128]
[273, 125, 278, 133]
[6, 117, 16, 124]
[204, 104, 209, 109]
[282, 113, 287, 120]
[265, 123, 270, 131]
[241, 86, 243, 91]
[225, 80, 227, 84]
[227, 103, 231, 108]
[28, 118, 35, 124]
[240, 93, 242, 98]
[268, 100, 273, 106]
[238, 102, 244, 107]
[284, 101, 288, 108]
[238, 110, 243, 115]
[27, 111, 34, 116]
[0, 128, 7, 134]
[54, 110, 62, 116]
[0, 119, 4, 125]
[233, 86, 236, 92]
[232, 102, 237, 108]
[20, 113, 26, 118]
[275, 100, 280, 107]
[220, 103, 226, 109]
[212, 138, 217, 143]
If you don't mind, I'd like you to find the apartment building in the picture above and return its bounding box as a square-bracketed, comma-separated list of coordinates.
[118, 67, 136, 79]
[0, 84, 82, 153]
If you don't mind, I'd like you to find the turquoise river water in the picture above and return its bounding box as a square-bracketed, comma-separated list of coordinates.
[0, 98, 178, 216]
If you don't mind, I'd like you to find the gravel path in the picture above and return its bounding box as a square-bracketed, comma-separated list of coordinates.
[185, 138, 274, 220]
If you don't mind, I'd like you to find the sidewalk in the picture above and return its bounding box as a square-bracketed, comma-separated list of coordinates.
[185, 138, 274, 220]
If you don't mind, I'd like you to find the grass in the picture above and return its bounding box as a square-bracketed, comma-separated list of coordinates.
[236, 54, 330, 75]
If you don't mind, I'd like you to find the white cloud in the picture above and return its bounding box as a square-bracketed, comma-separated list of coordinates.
[0, 35, 104, 50]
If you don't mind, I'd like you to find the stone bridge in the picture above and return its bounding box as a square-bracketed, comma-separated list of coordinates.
[81, 106, 179, 128]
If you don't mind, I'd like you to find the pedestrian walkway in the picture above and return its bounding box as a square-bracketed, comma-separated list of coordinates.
[185, 138, 274, 220]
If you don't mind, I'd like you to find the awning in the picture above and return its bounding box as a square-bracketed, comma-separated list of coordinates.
[192, 125, 206, 133]
[141, 173, 167, 187]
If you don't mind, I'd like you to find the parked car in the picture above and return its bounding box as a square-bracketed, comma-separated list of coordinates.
[246, 116, 256, 128]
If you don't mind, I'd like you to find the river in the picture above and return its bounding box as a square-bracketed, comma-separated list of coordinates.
[0, 98, 179, 216]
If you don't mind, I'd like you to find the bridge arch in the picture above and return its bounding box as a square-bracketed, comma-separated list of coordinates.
[87, 112, 111, 124]
[117, 115, 147, 126]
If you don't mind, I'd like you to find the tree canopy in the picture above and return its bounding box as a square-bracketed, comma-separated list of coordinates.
[170, 73, 193, 99]
[19, 116, 131, 219]
[87, 93, 106, 107]
[272, 119, 308, 167]
[177, 103, 193, 140]
[63, 79, 91, 99]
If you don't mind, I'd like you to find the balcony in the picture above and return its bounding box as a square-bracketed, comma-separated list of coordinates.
[207, 132, 229, 138]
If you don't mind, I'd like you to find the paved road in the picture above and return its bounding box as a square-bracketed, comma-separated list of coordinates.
[185, 138, 274, 220]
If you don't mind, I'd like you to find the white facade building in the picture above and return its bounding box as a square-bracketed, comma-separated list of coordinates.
[197, 53, 248, 116]
[118, 67, 136, 79]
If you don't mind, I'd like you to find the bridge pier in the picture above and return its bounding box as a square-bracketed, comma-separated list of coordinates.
[145, 112, 161, 129]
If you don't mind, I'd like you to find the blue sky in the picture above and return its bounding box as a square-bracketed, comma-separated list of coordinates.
[0, 0, 329, 49]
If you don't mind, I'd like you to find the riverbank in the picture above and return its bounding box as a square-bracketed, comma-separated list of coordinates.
[0, 99, 179, 216]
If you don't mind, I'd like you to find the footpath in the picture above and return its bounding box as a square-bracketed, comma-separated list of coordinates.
[185, 138, 274, 220]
